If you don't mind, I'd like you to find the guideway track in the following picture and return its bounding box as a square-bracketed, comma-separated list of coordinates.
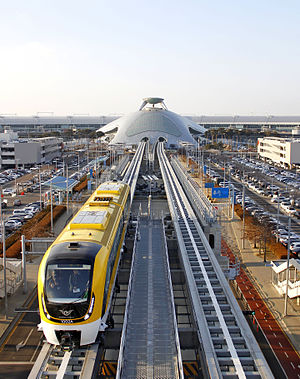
[116, 217, 183, 378]
[28, 143, 146, 379]
[157, 142, 273, 378]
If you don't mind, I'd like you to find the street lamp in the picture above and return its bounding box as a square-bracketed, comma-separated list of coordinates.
[66, 164, 69, 213]
[50, 179, 53, 235]
[284, 215, 291, 317]
[39, 168, 42, 209]
[0, 187, 8, 318]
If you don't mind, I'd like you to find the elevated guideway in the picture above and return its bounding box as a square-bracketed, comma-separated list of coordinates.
[157, 142, 273, 379]
[28, 143, 146, 379]
[116, 217, 183, 378]
[123, 141, 146, 203]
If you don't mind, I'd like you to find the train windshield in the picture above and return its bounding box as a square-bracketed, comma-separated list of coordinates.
[45, 262, 92, 304]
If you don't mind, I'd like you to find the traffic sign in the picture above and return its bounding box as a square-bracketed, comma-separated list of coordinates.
[212, 187, 229, 198]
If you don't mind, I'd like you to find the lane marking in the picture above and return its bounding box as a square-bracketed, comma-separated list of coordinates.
[290, 362, 295, 369]
[284, 352, 289, 358]
[279, 342, 283, 347]
[16, 328, 34, 351]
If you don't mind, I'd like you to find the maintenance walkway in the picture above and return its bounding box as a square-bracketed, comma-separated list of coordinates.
[117, 217, 183, 378]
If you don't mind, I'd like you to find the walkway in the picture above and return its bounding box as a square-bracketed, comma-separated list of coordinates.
[120, 218, 180, 378]
[221, 213, 300, 378]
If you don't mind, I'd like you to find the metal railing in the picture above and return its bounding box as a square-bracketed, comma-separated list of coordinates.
[161, 218, 184, 378]
[116, 217, 140, 378]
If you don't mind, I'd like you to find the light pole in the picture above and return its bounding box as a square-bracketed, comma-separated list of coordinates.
[95, 145, 98, 188]
[50, 179, 53, 235]
[276, 199, 280, 242]
[242, 181, 245, 249]
[66, 164, 69, 213]
[39, 168, 42, 209]
[77, 152, 80, 177]
[62, 156, 65, 177]
[284, 216, 291, 317]
[0, 187, 7, 318]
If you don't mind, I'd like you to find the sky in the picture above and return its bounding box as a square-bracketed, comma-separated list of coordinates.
[1, 0, 300, 116]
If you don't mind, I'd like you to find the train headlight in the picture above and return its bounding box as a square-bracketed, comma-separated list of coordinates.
[84, 295, 95, 321]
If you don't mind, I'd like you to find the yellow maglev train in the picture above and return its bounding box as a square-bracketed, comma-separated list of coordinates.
[38, 181, 130, 347]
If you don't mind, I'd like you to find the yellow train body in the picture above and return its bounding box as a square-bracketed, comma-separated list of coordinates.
[37, 181, 130, 347]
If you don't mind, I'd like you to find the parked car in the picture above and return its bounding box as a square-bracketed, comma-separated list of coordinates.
[13, 199, 22, 206]
[2, 188, 14, 196]
[5, 220, 22, 230]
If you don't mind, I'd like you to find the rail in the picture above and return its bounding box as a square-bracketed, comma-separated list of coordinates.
[157, 142, 273, 379]
[116, 217, 140, 378]
[161, 217, 184, 378]
[123, 142, 145, 203]
[28, 145, 145, 379]
[28, 343, 100, 379]
[172, 156, 217, 225]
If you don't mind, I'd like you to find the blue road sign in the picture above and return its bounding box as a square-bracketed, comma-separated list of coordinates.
[205, 182, 214, 188]
[212, 187, 229, 198]
[203, 165, 207, 174]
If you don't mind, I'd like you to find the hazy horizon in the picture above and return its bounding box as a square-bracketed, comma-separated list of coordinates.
[1, 1, 300, 116]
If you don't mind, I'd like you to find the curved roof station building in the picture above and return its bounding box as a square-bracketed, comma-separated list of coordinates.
[98, 97, 206, 148]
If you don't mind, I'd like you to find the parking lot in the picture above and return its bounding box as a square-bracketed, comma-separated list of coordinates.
[0, 153, 101, 240]
[202, 152, 300, 257]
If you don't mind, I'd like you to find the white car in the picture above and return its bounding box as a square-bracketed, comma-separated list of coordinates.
[5, 220, 22, 230]
[2, 188, 14, 196]
[284, 206, 297, 215]
[290, 242, 300, 250]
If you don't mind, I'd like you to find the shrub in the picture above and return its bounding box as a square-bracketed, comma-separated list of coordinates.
[1, 205, 66, 258]
[73, 176, 87, 192]
[234, 204, 287, 259]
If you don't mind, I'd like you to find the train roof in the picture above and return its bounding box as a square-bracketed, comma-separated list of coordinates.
[52, 181, 130, 248]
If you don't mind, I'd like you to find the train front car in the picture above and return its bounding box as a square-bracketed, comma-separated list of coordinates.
[37, 181, 130, 348]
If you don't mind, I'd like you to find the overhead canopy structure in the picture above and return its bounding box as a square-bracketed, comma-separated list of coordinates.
[98, 97, 206, 148]
[44, 176, 78, 192]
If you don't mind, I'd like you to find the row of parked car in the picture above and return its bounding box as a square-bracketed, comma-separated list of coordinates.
[232, 157, 300, 189]
[0, 168, 32, 185]
[205, 165, 300, 258]
[236, 176, 300, 218]
[4, 202, 43, 232]
[216, 157, 300, 218]
[235, 193, 300, 258]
